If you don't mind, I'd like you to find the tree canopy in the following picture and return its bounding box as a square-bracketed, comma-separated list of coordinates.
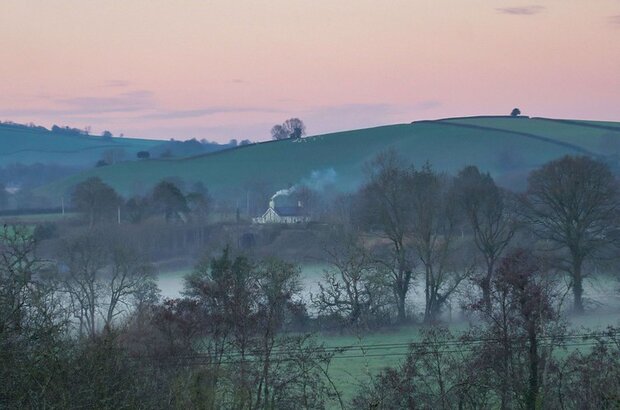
[271, 118, 306, 140]
[71, 177, 121, 227]
[524, 155, 619, 312]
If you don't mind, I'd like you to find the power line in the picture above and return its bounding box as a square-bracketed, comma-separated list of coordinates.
[145, 340, 614, 366]
[176, 329, 620, 357]
[131, 330, 619, 366]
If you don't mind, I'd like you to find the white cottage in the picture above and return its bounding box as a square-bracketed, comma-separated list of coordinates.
[253, 199, 310, 224]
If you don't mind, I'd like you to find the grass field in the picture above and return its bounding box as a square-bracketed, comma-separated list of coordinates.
[439, 117, 620, 155]
[37, 116, 620, 200]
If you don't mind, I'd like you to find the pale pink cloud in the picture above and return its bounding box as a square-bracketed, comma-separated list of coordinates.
[496, 5, 545, 16]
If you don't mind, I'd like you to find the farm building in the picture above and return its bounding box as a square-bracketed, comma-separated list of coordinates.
[253, 198, 310, 224]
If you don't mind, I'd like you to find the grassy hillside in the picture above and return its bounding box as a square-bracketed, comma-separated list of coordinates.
[0, 123, 162, 167]
[37, 116, 620, 201]
[0, 123, 234, 168]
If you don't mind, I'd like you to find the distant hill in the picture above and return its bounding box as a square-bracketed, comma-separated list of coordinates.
[36, 116, 620, 204]
[0, 122, 234, 168]
[148, 139, 238, 159]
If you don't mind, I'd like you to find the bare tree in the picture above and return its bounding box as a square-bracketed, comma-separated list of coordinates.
[60, 232, 107, 338]
[524, 155, 619, 313]
[283, 118, 306, 139]
[454, 166, 516, 309]
[271, 118, 306, 140]
[313, 230, 390, 327]
[357, 151, 416, 322]
[271, 124, 289, 140]
[102, 243, 157, 330]
[60, 230, 158, 337]
[409, 165, 471, 323]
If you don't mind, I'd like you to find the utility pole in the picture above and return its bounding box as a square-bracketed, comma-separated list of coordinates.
[117, 206, 121, 224]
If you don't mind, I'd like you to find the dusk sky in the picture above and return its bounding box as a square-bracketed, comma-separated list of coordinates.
[1, 0, 619, 142]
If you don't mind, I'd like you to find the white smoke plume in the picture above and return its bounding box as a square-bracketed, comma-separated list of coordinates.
[270, 168, 337, 200]
[271, 187, 296, 200]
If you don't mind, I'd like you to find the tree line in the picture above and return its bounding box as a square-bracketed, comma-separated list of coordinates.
[71, 178, 211, 227]
[328, 152, 618, 324]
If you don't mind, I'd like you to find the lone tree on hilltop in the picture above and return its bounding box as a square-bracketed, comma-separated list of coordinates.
[357, 151, 416, 322]
[511, 108, 521, 117]
[271, 118, 306, 140]
[454, 165, 517, 309]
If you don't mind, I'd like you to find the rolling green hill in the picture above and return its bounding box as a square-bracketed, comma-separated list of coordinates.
[0, 123, 161, 167]
[0, 123, 234, 168]
[37, 116, 620, 203]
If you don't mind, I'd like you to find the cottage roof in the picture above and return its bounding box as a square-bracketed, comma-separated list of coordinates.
[274, 206, 308, 217]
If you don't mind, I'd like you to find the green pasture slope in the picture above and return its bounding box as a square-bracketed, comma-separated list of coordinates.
[0, 123, 160, 167]
[38, 116, 620, 199]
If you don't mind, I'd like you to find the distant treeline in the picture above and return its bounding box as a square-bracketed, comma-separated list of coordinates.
[50, 124, 92, 136]
[0, 120, 49, 132]
[1, 120, 96, 136]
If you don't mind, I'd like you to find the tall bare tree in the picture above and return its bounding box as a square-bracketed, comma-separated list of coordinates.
[358, 151, 416, 322]
[60, 232, 107, 338]
[454, 166, 516, 309]
[102, 243, 157, 330]
[524, 155, 619, 313]
[409, 165, 470, 323]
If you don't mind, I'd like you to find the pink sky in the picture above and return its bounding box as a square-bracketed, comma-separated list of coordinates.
[1, 0, 619, 142]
